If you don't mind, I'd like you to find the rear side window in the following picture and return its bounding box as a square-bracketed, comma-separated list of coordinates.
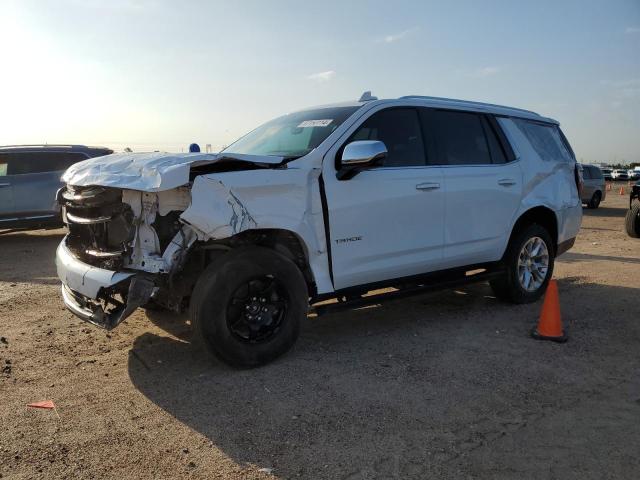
[512, 119, 573, 163]
[582, 167, 591, 179]
[419, 109, 510, 165]
[5, 152, 87, 175]
[348, 108, 426, 167]
[590, 167, 603, 179]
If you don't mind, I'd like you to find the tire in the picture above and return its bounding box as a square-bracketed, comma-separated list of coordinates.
[588, 191, 601, 209]
[490, 224, 555, 304]
[625, 200, 640, 238]
[190, 246, 307, 368]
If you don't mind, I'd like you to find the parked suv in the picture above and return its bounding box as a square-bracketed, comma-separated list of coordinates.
[580, 164, 606, 208]
[601, 168, 613, 181]
[612, 169, 629, 181]
[0, 145, 112, 230]
[56, 94, 582, 367]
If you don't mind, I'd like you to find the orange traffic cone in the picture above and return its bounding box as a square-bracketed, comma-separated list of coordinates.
[619, 186, 625, 195]
[531, 279, 567, 343]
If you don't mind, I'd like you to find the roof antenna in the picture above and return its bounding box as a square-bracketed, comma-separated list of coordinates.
[359, 91, 378, 102]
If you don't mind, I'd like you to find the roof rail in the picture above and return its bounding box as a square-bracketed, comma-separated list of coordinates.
[0, 144, 108, 150]
[398, 95, 540, 116]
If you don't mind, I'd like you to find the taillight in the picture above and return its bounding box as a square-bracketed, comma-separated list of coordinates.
[575, 164, 584, 197]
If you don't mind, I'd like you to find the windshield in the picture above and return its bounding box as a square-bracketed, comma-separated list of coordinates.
[223, 106, 361, 158]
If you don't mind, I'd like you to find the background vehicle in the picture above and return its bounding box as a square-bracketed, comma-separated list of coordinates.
[580, 164, 606, 208]
[612, 169, 629, 181]
[626, 181, 640, 238]
[628, 169, 640, 181]
[56, 94, 582, 367]
[601, 167, 613, 181]
[0, 145, 112, 230]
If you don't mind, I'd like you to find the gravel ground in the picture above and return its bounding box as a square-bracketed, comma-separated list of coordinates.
[1, 192, 639, 479]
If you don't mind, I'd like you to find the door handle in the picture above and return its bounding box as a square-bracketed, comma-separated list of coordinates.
[416, 182, 440, 191]
[498, 178, 516, 187]
[0, 183, 11, 188]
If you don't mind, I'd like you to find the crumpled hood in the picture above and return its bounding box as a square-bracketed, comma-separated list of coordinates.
[62, 151, 284, 192]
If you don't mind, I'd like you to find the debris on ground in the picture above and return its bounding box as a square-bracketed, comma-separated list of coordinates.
[26, 400, 56, 410]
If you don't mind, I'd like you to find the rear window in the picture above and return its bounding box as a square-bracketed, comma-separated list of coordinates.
[1, 152, 88, 175]
[512, 119, 574, 163]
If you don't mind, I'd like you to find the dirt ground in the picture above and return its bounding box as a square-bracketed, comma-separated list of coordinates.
[1, 191, 639, 480]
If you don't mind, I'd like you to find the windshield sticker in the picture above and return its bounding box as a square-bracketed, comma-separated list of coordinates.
[297, 119, 333, 128]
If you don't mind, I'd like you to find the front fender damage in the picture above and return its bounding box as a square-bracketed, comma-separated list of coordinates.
[180, 176, 258, 240]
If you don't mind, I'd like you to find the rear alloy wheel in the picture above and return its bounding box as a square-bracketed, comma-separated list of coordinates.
[490, 224, 555, 304]
[588, 191, 601, 209]
[190, 246, 308, 368]
[517, 236, 549, 292]
[625, 200, 640, 238]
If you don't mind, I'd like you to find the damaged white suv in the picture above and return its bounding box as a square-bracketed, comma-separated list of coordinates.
[56, 93, 582, 367]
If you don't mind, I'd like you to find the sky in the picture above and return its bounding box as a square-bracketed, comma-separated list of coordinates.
[0, 0, 639, 164]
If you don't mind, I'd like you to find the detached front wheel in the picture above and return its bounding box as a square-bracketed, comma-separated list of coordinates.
[490, 224, 555, 304]
[190, 246, 308, 368]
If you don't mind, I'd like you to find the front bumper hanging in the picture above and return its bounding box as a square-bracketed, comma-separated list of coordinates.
[56, 240, 155, 329]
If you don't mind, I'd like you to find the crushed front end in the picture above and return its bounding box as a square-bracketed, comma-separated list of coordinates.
[56, 184, 194, 329]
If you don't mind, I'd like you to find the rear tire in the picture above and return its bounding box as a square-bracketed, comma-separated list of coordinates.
[190, 246, 308, 368]
[588, 191, 601, 209]
[490, 224, 555, 304]
[625, 200, 640, 238]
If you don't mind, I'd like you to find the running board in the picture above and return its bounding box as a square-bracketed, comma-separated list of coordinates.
[311, 268, 504, 316]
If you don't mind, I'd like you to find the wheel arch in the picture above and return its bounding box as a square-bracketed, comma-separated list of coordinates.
[505, 206, 559, 258]
[198, 228, 317, 296]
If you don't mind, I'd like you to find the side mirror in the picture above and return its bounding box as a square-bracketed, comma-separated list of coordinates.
[337, 140, 387, 180]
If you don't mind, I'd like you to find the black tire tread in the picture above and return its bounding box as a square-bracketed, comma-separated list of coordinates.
[588, 191, 601, 209]
[625, 200, 640, 238]
[190, 246, 307, 368]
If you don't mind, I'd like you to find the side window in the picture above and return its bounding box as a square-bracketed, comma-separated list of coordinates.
[591, 167, 603, 180]
[347, 108, 426, 167]
[0, 154, 7, 176]
[7, 152, 87, 175]
[420, 109, 492, 165]
[582, 167, 592, 179]
[481, 116, 507, 164]
[6, 153, 35, 175]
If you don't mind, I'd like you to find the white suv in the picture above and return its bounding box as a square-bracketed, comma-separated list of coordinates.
[56, 93, 582, 366]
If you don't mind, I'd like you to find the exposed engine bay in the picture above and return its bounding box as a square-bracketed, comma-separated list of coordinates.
[61, 184, 194, 273]
[58, 184, 201, 327]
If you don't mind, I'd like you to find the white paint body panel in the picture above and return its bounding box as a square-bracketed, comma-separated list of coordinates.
[323, 166, 445, 289]
[180, 167, 333, 293]
[56, 97, 582, 301]
[440, 161, 523, 268]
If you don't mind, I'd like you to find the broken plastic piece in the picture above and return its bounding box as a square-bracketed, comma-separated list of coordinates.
[27, 400, 56, 409]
